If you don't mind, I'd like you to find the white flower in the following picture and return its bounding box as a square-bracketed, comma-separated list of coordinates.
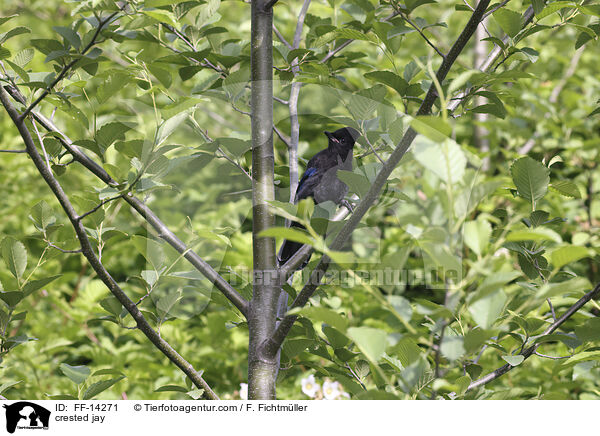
[322, 380, 341, 400]
[239, 383, 248, 400]
[301, 374, 320, 398]
[493, 247, 510, 257]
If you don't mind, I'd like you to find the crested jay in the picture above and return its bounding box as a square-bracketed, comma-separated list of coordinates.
[278, 126, 360, 268]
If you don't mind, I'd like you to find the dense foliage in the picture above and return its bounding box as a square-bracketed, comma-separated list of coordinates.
[0, 0, 599, 399]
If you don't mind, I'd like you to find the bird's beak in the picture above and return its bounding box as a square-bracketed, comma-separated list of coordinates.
[324, 131, 338, 143]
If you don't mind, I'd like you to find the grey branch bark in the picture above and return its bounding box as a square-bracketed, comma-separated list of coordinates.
[467, 281, 600, 391]
[474, 5, 490, 170]
[287, 0, 311, 201]
[0, 85, 219, 400]
[262, 0, 493, 359]
[248, 0, 279, 400]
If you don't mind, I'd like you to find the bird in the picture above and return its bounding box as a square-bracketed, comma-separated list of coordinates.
[278, 126, 360, 268]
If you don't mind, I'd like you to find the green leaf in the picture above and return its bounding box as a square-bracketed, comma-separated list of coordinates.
[337, 170, 370, 198]
[550, 245, 589, 269]
[537, 277, 589, 299]
[0, 291, 24, 307]
[575, 318, 600, 343]
[292, 306, 349, 332]
[1, 237, 27, 280]
[0, 380, 22, 394]
[131, 236, 165, 270]
[510, 157, 549, 206]
[536, 1, 574, 19]
[506, 228, 562, 243]
[258, 227, 314, 246]
[82, 376, 125, 400]
[335, 28, 377, 42]
[29, 200, 56, 230]
[493, 8, 523, 37]
[410, 116, 452, 142]
[154, 384, 188, 392]
[413, 137, 466, 184]
[23, 275, 60, 296]
[393, 338, 422, 367]
[53, 26, 81, 49]
[96, 122, 131, 150]
[100, 296, 123, 316]
[550, 180, 581, 198]
[60, 363, 91, 385]
[0, 26, 31, 44]
[364, 71, 409, 95]
[157, 289, 182, 319]
[502, 355, 525, 366]
[531, 0, 545, 15]
[148, 63, 172, 88]
[157, 111, 189, 146]
[217, 138, 251, 157]
[142, 10, 178, 27]
[347, 327, 387, 363]
[186, 389, 205, 400]
[440, 335, 465, 361]
[469, 290, 507, 329]
[0, 15, 18, 27]
[463, 219, 492, 256]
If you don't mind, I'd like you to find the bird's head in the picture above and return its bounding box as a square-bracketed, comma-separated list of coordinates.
[324, 127, 360, 151]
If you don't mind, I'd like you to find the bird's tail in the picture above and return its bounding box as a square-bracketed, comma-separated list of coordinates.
[278, 221, 312, 268]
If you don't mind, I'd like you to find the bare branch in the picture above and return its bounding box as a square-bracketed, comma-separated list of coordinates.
[273, 24, 292, 49]
[0, 149, 27, 153]
[46, 242, 82, 254]
[467, 281, 600, 392]
[216, 146, 252, 180]
[0, 85, 219, 400]
[273, 125, 292, 148]
[2, 83, 250, 318]
[76, 194, 125, 222]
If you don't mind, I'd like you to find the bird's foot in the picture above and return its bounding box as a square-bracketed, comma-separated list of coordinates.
[340, 199, 354, 213]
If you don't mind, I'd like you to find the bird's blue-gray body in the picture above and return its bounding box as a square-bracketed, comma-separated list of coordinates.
[278, 127, 360, 267]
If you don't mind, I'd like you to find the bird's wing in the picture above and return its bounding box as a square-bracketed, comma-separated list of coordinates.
[295, 166, 321, 201]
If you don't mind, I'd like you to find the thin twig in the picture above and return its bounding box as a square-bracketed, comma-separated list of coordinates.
[46, 242, 82, 254]
[216, 146, 252, 180]
[534, 351, 572, 360]
[399, 12, 445, 58]
[467, 281, 600, 391]
[273, 24, 292, 49]
[483, 0, 512, 19]
[0, 149, 27, 153]
[76, 194, 125, 221]
[20, 11, 121, 121]
[274, 125, 292, 148]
